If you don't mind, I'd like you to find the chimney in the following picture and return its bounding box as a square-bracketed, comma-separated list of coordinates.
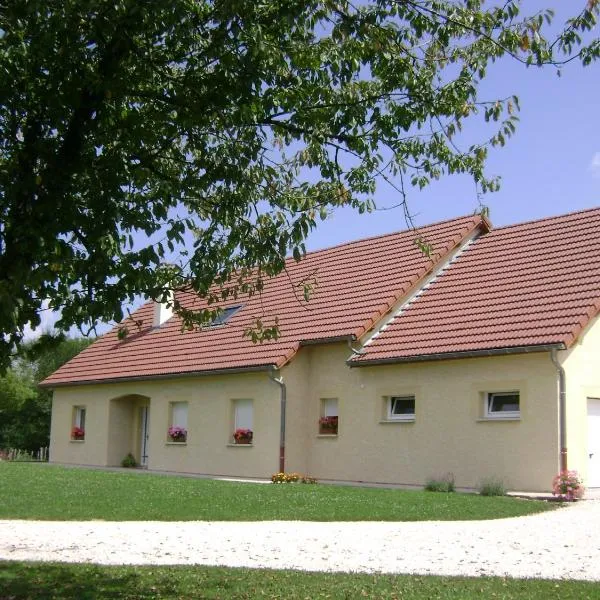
[152, 290, 174, 327]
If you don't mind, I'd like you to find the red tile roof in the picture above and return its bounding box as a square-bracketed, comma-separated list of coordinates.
[42, 215, 486, 386]
[352, 207, 600, 365]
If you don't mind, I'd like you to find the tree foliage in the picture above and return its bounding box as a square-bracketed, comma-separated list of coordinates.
[0, 0, 598, 369]
[0, 336, 92, 450]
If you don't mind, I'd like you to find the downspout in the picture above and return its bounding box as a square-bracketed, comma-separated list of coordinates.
[550, 348, 568, 472]
[269, 369, 287, 473]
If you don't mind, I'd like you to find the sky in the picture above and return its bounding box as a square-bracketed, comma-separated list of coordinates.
[24, 2, 600, 339]
[304, 4, 600, 250]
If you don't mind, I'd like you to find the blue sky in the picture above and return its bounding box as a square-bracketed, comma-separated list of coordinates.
[304, 6, 600, 250]
[26, 2, 600, 339]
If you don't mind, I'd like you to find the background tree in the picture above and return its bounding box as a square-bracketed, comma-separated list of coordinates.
[0, 336, 92, 450]
[1, 0, 598, 369]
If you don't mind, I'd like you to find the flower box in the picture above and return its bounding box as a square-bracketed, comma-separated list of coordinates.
[71, 427, 85, 441]
[233, 428, 253, 444]
[318, 416, 338, 435]
[168, 426, 187, 443]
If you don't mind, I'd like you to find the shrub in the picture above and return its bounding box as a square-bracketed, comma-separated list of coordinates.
[271, 472, 317, 484]
[425, 473, 455, 493]
[552, 470, 584, 501]
[478, 477, 506, 496]
[301, 475, 318, 484]
[121, 453, 138, 468]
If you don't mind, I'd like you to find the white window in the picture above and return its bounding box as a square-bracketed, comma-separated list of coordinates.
[233, 399, 253, 443]
[319, 398, 338, 434]
[71, 406, 86, 440]
[168, 402, 188, 442]
[387, 396, 415, 421]
[485, 392, 520, 419]
[171, 402, 188, 429]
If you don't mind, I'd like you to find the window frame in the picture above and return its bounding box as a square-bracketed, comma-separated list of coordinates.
[319, 397, 339, 435]
[484, 391, 521, 420]
[205, 305, 243, 327]
[167, 401, 188, 443]
[386, 395, 416, 422]
[232, 398, 254, 444]
[71, 406, 86, 441]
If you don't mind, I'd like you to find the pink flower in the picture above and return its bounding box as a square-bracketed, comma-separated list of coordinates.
[552, 470, 584, 501]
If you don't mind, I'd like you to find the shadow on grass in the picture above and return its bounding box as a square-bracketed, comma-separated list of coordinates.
[0, 562, 162, 599]
[2, 561, 599, 600]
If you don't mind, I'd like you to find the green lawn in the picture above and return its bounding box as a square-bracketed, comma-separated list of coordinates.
[1, 563, 598, 600]
[0, 463, 557, 521]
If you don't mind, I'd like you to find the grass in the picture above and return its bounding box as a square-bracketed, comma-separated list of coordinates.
[1, 562, 599, 599]
[0, 463, 556, 521]
[478, 477, 508, 497]
[425, 473, 456, 493]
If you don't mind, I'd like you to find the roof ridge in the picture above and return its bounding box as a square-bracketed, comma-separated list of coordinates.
[299, 213, 485, 258]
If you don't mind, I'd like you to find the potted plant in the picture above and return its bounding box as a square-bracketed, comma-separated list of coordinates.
[233, 428, 253, 444]
[71, 426, 85, 441]
[318, 416, 338, 435]
[168, 426, 187, 443]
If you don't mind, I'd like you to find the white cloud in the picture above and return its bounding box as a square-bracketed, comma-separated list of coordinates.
[590, 152, 600, 178]
[22, 301, 61, 341]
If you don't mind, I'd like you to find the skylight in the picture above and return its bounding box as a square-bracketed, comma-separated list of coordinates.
[207, 305, 243, 327]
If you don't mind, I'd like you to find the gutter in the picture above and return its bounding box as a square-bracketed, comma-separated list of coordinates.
[347, 344, 566, 367]
[550, 348, 568, 472]
[269, 369, 287, 473]
[299, 335, 355, 346]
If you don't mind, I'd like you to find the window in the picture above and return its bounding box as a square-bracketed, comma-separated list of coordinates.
[485, 392, 520, 419]
[233, 398, 253, 444]
[71, 406, 86, 440]
[206, 305, 243, 327]
[168, 401, 188, 442]
[319, 398, 338, 435]
[387, 396, 415, 421]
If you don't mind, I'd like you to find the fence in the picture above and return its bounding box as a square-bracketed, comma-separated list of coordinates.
[0, 447, 49, 462]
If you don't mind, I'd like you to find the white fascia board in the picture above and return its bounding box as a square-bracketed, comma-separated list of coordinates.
[357, 229, 481, 351]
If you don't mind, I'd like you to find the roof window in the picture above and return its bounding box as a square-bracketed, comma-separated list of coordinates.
[206, 305, 243, 327]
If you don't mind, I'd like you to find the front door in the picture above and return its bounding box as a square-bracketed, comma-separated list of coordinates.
[587, 398, 600, 488]
[139, 405, 150, 467]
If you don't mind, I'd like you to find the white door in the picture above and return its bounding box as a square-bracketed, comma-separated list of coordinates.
[588, 398, 600, 488]
[140, 406, 150, 467]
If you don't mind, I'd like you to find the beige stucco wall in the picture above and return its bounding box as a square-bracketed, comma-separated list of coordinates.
[280, 349, 310, 475]
[50, 372, 281, 478]
[50, 337, 569, 491]
[560, 314, 600, 486]
[291, 343, 559, 492]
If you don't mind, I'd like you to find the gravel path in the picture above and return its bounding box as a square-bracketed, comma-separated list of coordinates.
[1, 500, 600, 580]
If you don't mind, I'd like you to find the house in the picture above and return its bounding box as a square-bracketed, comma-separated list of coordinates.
[42, 208, 600, 492]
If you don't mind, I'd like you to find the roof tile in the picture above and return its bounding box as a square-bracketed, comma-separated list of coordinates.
[354, 207, 600, 364]
[43, 214, 485, 385]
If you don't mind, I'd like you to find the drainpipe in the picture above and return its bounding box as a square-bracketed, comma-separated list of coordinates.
[269, 369, 287, 473]
[550, 348, 567, 472]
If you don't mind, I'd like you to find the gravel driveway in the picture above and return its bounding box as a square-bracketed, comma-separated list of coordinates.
[1, 500, 599, 581]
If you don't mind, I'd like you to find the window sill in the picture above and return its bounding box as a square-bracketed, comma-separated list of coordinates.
[316, 433, 338, 438]
[70, 439, 85, 443]
[477, 417, 521, 422]
[227, 443, 253, 448]
[166, 441, 187, 446]
[379, 419, 415, 424]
